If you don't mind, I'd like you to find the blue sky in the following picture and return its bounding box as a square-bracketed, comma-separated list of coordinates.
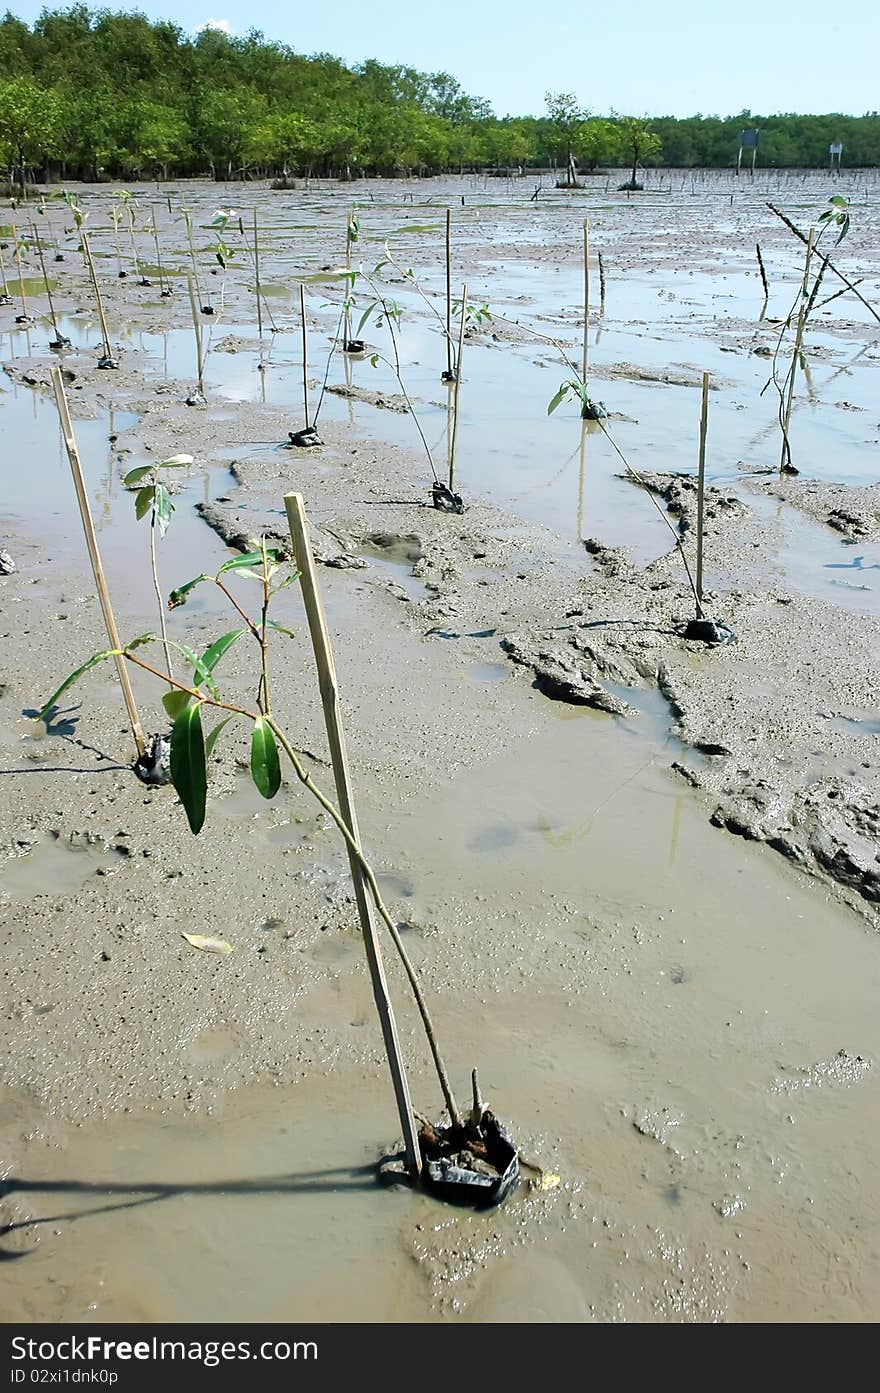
[9, 1, 878, 118]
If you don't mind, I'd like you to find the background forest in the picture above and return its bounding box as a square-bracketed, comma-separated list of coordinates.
[0, 7, 877, 183]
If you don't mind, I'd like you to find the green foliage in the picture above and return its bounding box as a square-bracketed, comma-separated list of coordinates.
[250, 716, 281, 799]
[170, 699, 207, 834]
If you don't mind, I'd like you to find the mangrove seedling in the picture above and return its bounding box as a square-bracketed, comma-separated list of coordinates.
[62, 193, 118, 368]
[122, 452, 194, 682]
[30, 220, 70, 350]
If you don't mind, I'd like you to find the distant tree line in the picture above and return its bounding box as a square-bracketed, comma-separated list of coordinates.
[0, 8, 877, 188]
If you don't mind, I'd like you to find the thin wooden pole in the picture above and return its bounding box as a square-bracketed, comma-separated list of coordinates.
[31, 222, 67, 348]
[284, 491, 422, 1180]
[582, 219, 590, 386]
[444, 208, 453, 379]
[12, 225, 30, 322]
[187, 273, 205, 396]
[344, 209, 353, 348]
[50, 367, 146, 758]
[696, 372, 709, 616]
[253, 208, 263, 339]
[448, 283, 467, 494]
[79, 229, 115, 365]
[299, 283, 310, 430]
[0, 241, 11, 302]
[151, 207, 169, 296]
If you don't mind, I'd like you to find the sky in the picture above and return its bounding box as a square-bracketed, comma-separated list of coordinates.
[8, 1, 879, 119]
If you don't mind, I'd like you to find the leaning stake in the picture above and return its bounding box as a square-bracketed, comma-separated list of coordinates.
[50, 367, 146, 758]
[443, 208, 454, 381]
[284, 491, 422, 1179]
[695, 371, 709, 615]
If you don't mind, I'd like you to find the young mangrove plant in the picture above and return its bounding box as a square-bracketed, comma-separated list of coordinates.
[122, 452, 195, 682]
[62, 192, 118, 368]
[37, 533, 518, 1197]
[762, 195, 851, 475]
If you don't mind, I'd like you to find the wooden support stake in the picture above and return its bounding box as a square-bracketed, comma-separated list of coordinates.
[12, 225, 30, 322]
[253, 209, 263, 339]
[50, 367, 146, 758]
[31, 223, 62, 338]
[445, 208, 453, 378]
[79, 229, 114, 363]
[151, 207, 168, 295]
[187, 273, 205, 396]
[695, 371, 709, 616]
[582, 219, 590, 386]
[299, 283, 310, 430]
[0, 241, 11, 298]
[448, 283, 467, 494]
[284, 492, 422, 1180]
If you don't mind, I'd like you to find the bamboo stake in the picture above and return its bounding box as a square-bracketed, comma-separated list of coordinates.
[12, 225, 31, 323]
[284, 491, 422, 1179]
[253, 208, 263, 339]
[582, 220, 590, 385]
[695, 372, 709, 616]
[448, 283, 467, 494]
[187, 273, 205, 398]
[444, 208, 453, 379]
[780, 230, 814, 474]
[31, 222, 69, 349]
[79, 228, 116, 367]
[343, 209, 353, 349]
[50, 367, 146, 758]
[0, 241, 11, 303]
[299, 283, 310, 430]
[151, 207, 170, 296]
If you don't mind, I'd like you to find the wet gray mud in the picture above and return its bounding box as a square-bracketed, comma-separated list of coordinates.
[1, 172, 879, 1322]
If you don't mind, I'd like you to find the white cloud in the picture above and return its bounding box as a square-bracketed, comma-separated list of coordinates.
[197, 18, 233, 34]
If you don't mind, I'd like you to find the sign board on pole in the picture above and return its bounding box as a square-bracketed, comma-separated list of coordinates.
[740, 130, 759, 149]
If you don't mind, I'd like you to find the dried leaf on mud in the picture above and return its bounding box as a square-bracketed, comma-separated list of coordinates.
[181, 933, 234, 955]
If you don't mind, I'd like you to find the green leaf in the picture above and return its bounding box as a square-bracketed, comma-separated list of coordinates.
[124, 633, 156, 652]
[154, 483, 174, 537]
[270, 571, 301, 596]
[250, 717, 281, 799]
[135, 485, 155, 520]
[356, 303, 376, 335]
[159, 454, 194, 468]
[178, 643, 219, 698]
[369, 353, 379, 368]
[200, 628, 245, 674]
[162, 689, 191, 719]
[123, 465, 154, 487]
[266, 619, 296, 638]
[205, 713, 235, 762]
[168, 574, 212, 609]
[547, 384, 571, 416]
[829, 194, 848, 208]
[39, 649, 119, 721]
[170, 701, 207, 835]
[217, 548, 283, 576]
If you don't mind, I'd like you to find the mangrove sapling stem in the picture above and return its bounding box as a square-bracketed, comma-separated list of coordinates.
[766, 202, 880, 326]
[448, 284, 467, 494]
[151, 208, 169, 296]
[110, 207, 124, 277]
[285, 487, 465, 1131]
[445, 208, 453, 379]
[31, 223, 68, 349]
[598, 249, 606, 312]
[779, 230, 814, 475]
[695, 372, 709, 616]
[150, 514, 173, 686]
[253, 209, 263, 339]
[284, 493, 423, 1173]
[343, 209, 353, 349]
[50, 367, 146, 758]
[300, 284, 310, 430]
[359, 272, 440, 484]
[187, 274, 205, 399]
[805, 253, 830, 318]
[79, 228, 116, 367]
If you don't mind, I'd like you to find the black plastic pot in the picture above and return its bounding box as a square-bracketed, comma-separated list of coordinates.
[117, 270, 127, 279]
[133, 733, 171, 786]
[581, 398, 607, 421]
[137, 277, 151, 288]
[54, 253, 65, 262]
[343, 338, 365, 355]
[50, 336, 72, 352]
[97, 355, 119, 370]
[683, 617, 736, 645]
[201, 305, 215, 316]
[432, 481, 465, 514]
[160, 288, 173, 299]
[0, 294, 12, 307]
[186, 390, 207, 406]
[14, 314, 33, 326]
[419, 1112, 519, 1210]
[288, 427, 321, 448]
[441, 369, 457, 383]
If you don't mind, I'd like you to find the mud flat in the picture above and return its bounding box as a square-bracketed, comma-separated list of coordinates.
[1, 174, 878, 1322]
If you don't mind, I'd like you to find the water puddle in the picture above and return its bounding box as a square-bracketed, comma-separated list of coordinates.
[0, 832, 126, 902]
